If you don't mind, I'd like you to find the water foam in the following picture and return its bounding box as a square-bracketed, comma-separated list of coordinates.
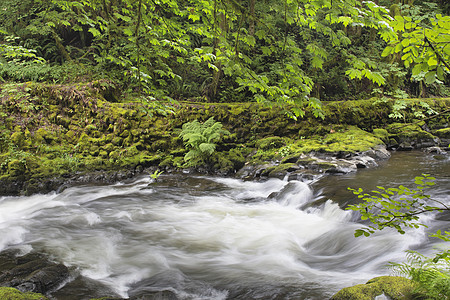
[0, 174, 443, 299]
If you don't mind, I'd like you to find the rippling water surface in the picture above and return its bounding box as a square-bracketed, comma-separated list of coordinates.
[0, 152, 449, 299]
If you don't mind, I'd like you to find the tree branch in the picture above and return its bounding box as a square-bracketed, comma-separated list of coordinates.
[424, 34, 450, 71]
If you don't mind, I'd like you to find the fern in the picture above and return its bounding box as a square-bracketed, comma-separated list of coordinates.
[391, 250, 450, 300]
[179, 117, 230, 167]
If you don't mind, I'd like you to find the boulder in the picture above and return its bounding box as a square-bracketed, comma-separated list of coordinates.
[0, 250, 69, 295]
[331, 276, 415, 300]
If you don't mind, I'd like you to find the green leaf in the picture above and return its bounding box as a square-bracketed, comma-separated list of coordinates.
[436, 66, 444, 80]
[123, 28, 133, 36]
[311, 56, 323, 69]
[381, 46, 393, 57]
[428, 56, 438, 67]
[425, 71, 436, 84]
[412, 64, 423, 76]
[89, 27, 101, 37]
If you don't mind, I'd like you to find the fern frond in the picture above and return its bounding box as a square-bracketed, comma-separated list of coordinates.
[391, 250, 450, 300]
[184, 149, 202, 165]
[179, 117, 230, 167]
[199, 142, 216, 155]
[207, 132, 221, 143]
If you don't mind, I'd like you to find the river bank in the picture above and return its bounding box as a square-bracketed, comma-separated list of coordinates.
[0, 81, 449, 195]
[0, 151, 448, 300]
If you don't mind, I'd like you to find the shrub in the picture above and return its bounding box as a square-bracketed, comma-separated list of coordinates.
[179, 117, 230, 167]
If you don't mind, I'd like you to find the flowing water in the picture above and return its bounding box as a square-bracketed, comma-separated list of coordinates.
[0, 151, 449, 299]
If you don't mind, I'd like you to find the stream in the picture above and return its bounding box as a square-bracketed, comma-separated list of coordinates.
[0, 151, 449, 299]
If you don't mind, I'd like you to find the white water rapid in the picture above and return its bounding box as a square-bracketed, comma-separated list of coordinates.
[0, 152, 449, 299]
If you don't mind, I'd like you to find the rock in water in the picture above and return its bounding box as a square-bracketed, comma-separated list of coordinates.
[0, 250, 69, 294]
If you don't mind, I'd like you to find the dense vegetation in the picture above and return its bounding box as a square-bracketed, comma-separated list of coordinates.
[0, 0, 449, 117]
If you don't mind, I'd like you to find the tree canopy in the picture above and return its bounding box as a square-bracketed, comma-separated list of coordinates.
[0, 0, 449, 116]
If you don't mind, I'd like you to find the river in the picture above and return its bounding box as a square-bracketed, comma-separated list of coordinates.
[0, 151, 449, 299]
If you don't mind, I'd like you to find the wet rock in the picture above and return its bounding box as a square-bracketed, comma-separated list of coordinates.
[264, 163, 301, 178]
[397, 142, 414, 151]
[352, 155, 377, 169]
[129, 290, 179, 300]
[287, 170, 321, 181]
[0, 169, 139, 196]
[50, 275, 123, 300]
[424, 146, 447, 155]
[324, 160, 357, 174]
[362, 146, 391, 160]
[0, 250, 70, 294]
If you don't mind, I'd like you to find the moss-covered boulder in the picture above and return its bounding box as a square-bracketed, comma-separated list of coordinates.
[434, 127, 450, 139]
[261, 163, 300, 178]
[386, 123, 439, 149]
[331, 276, 415, 300]
[0, 287, 48, 300]
[255, 136, 285, 150]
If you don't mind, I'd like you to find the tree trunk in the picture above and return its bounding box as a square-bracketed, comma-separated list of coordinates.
[52, 30, 72, 62]
[249, 0, 255, 36]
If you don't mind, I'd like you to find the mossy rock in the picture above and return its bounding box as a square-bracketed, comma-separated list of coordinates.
[386, 123, 435, 140]
[434, 127, 450, 139]
[111, 136, 123, 146]
[321, 126, 384, 153]
[372, 128, 389, 143]
[34, 128, 57, 145]
[331, 276, 415, 300]
[262, 163, 299, 178]
[64, 130, 77, 143]
[125, 145, 139, 157]
[0, 287, 48, 300]
[289, 127, 384, 155]
[8, 159, 27, 177]
[255, 136, 285, 150]
[10, 131, 27, 149]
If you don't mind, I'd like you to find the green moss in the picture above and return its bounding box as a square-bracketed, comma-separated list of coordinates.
[290, 126, 384, 154]
[34, 128, 57, 144]
[111, 136, 123, 146]
[65, 130, 77, 143]
[0, 287, 48, 300]
[102, 143, 115, 153]
[255, 136, 285, 149]
[262, 163, 298, 177]
[0, 81, 448, 194]
[386, 123, 435, 140]
[434, 128, 450, 139]
[125, 145, 139, 157]
[372, 128, 389, 143]
[10, 131, 26, 149]
[331, 276, 415, 300]
[8, 159, 27, 177]
[119, 129, 130, 138]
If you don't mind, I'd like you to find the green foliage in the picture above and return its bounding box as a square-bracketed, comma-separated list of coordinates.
[381, 3, 450, 87]
[179, 117, 230, 167]
[388, 100, 438, 122]
[347, 174, 447, 236]
[391, 251, 450, 300]
[1, 0, 448, 113]
[347, 174, 450, 300]
[150, 169, 163, 180]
